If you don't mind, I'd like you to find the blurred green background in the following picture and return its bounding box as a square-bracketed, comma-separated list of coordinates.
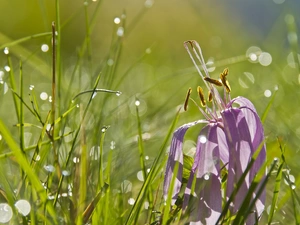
[0, 0, 300, 223]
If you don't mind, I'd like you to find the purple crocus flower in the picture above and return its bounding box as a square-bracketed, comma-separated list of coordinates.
[163, 40, 266, 225]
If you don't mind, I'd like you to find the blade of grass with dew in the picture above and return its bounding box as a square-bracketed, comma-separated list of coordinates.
[102, 149, 113, 225]
[0, 32, 51, 78]
[19, 61, 25, 154]
[261, 88, 277, 124]
[268, 156, 284, 224]
[135, 96, 154, 223]
[76, 105, 88, 225]
[125, 108, 181, 225]
[7, 53, 19, 120]
[0, 119, 57, 224]
[162, 161, 180, 225]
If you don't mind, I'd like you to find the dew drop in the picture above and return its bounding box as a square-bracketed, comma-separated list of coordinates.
[36, 155, 41, 161]
[144, 201, 149, 209]
[92, 92, 97, 99]
[110, 141, 116, 150]
[41, 44, 49, 52]
[40, 92, 48, 100]
[135, 100, 140, 106]
[15, 199, 31, 216]
[0, 134, 2, 141]
[61, 193, 68, 197]
[0, 203, 13, 223]
[264, 90, 272, 98]
[114, 17, 121, 24]
[107, 59, 114, 66]
[121, 180, 132, 193]
[116, 91, 122, 96]
[73, 157, 80, 163]
[145, 48, 151, 54]
[49, 96, 52, 102]
[204, 173, 210, 180]
[249, 53, 258, 62]
[29, 85, 35, 90]
[128, 198, 135, 205]
[4, 65, 10, 72]
[3, 47, 9, 55]
[145, 155, 149, 160]
[44, 165, 55, 172]
[291, 184, 296, 190]
[76, 104, 79, 108]
[146, 168, 150, 173]
[199, 135, 207, 144]
[3, 82, 8, 94]
[144, 0, 154, 8]
[116, 27, 124, 37]
[46, 124, 52, 132]
[259, 52, 272, 66]
[137, 170, 144, 182]
[62, 170, 70, 176]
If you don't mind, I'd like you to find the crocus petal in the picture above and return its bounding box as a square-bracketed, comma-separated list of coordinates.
[222, 108, 253, 212]
[183, 123, 225, 224]
[231, 97, 266, 217]
[163, 120, 206, 205]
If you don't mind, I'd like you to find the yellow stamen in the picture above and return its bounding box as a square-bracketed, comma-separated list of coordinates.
[204, 77, 222, 86]
[184, 88, 192, 111]
[197, 86, 206, 107]
[221, 68, 229, 77]
[208, 91, 213, 102]
[220, 73, 231, 93]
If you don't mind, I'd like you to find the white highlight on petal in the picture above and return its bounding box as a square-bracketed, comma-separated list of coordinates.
[199, 135, 207, 144]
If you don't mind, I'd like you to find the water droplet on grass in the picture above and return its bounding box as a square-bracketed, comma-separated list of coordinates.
[40, 92, 48, 100]
[4, 47, 9, 55]
[29, 85, 35, 90]
[73, 157, 80, 163]
[15, 200, 31, 216]
[117, 27, 124, 37]
[44, 165, 55, 172]
[116, 91, 122, 96]
[264, 90, 272, 98]
[3, 82, 8, 94]
[137, 171, 144, 182]
[107, 59, 114, 66]
[36, 155, 41, 161]
[144, 0, 154, 8]
[92, 92, 97, 99]
[145, 48, 151, 54]
[135, 100, 140, 106]
[0, 134, 2, 140]
[4, 66, 10, 72]
[62, 170, 70, 176]
[110, 141, 116, 149]
[128, 198, 135, 205]
[0, 203, 13, 223]
[114, 17, 121, 24]
[41, 44, 49, 52]
[145, 155, 149, 160]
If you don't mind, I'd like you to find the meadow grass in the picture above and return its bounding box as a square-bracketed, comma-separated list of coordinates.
[0, 1, 300, 224]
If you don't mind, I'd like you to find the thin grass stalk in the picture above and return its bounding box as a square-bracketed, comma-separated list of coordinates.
[98, 128, 106, 190]
[125, 109, 181, 225]
[7, 53, 19, 120]
[55, 0, 62, 114]
[268, 158, 284, 224]
[135, 98, 154, 223]
[76, 104, 88, 225]
[84, 0, 92, 72]
[19, 61, 25, 153]
[53, 73, 102, 207]
[0, 120, 57, 224]
[162, 161, 180, 225]
[103, 150, 113, 225]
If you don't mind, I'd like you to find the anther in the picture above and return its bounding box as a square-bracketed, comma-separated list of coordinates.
[208, 91, 213, 102]
[221, 68, 229, 77]
[220, 70, 231, 93]
[184, 88, 192, 111]
[204, 77, 222, 86]
[197, 86, 206, 107]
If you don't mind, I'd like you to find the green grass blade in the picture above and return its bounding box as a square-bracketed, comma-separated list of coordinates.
[261, 88, 277, 124]
[125, 108, 181, 225]
[0, 119, 57, 224]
